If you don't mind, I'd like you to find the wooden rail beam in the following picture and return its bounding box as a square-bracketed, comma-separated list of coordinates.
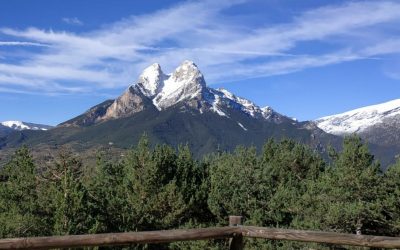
[242, 226, 400, 249]
[0, 227, 241, 250]
[2, 224, 400, 249]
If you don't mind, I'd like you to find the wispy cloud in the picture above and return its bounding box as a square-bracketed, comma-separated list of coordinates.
[0, 0, 400, 95]
[0, 41, 50, 47]
[62, 17, 83, 26]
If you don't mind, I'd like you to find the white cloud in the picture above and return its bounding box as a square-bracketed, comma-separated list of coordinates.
[0, 0, 400, 95]
[0, 41, 49, 47]
[62, 17, 83, 26]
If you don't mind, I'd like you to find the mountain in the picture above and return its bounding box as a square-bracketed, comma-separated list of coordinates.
[0, 121, 52, 138]
[315, 99, 400, 144]
[1, 121, 53, 131]
[0, 61, 347, 163]
[315, 99, 400, 163]
[60, 61, 286, 127]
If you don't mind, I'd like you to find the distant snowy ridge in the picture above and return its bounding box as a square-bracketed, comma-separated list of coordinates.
[315, 99, 400, 135]
[1, 121, 52, 131]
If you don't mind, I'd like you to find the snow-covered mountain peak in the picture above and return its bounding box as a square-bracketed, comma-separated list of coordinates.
[137, 63, 166, 97]
[1, 120, 51, 131]
[135, 60, 282, 120]
[315, 99, 400, 135]
[152, 60, 206, 109]
[176, 60, 198, 71]
[60, 60, 297, 129]
[169, 60, 205, 86]
[86, 60, 286, 123]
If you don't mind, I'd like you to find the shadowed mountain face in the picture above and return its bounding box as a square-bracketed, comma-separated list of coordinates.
[0, 125, 13, 138]
[2, 60, 396, 167]
[1, 102, 339, 159]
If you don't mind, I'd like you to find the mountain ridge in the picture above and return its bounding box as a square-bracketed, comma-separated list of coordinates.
[1, 60, 398, 167]
[315, 99, 400, 163]
[60, 60, 291, 128]
[315, 99, 400, 135]
[0, 121, 52, 131]
[0, 121, 53, 141]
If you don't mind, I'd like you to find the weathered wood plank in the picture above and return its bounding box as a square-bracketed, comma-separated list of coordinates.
[242, 226, 400, 249]
[2, 225, 400, 249]
[0, 227, 241, 250]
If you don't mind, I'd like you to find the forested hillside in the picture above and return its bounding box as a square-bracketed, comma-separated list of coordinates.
[1, 135, 399, 249]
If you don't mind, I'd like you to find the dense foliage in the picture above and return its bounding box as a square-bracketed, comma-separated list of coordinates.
[1, 135, 400, 249]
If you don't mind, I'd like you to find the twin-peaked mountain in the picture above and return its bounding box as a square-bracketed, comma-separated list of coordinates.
[1, 60, 338, 158]
[60, 61, 284, 127]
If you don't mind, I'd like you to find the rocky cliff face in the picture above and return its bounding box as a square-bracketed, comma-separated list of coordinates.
[59, 100, 114, 127]
[100, 86, 149, 121]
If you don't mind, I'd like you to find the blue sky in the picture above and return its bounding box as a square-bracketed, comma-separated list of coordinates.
[1, 0, 400, 125]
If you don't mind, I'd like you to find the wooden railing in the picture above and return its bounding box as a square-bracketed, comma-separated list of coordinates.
[1, 216, 400, 249]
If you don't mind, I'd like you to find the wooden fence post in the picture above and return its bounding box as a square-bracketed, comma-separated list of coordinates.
[229, 216, 244, 250]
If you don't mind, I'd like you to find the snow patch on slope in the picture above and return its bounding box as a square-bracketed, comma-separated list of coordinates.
[237, 122, 248, 131]
[210, 93, 228, 117]
[261, 106, 274, 119]
[316, 99, 400, 135]
[216, 88, 265, 118]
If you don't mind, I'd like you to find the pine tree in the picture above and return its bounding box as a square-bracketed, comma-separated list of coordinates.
[261, 139, 324, 227]
[296, 135, 386, 235]
[86, 152, 128, 233]
[381, 159, 400, 235]
[123, 135, 187, 231]
[208, 146, 263, 223]
[0, 146, 49, 237]
[175, 144, 212, 224]
[41, 149, 91, 235]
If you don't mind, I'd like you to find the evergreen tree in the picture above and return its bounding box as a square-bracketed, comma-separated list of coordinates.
[2, 135, 400, 249]
[174, 145, 212, 224]
[0, 146, 49, 237]
[296, 135, 386, 236]
[208, 146, 262, 224]
[381, 159, 400, 235]
[207, 140, 325, 249]
[260, 139, 324, 227]
[41, 149, 92, 235]
[123, 136, 186, 231]
[86, 152, 129, 233]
